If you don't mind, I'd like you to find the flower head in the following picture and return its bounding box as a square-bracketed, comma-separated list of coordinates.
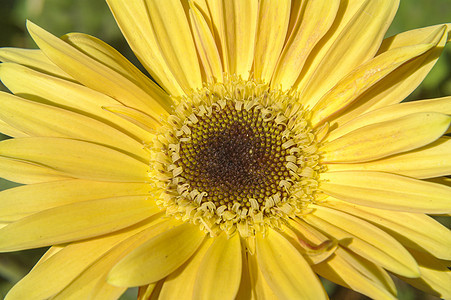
[0, 0, 450, 299]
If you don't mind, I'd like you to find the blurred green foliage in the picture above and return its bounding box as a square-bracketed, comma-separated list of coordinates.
[0, 0, 449, 299]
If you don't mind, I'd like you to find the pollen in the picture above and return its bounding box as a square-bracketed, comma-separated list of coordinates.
[152, 77, 323, 237]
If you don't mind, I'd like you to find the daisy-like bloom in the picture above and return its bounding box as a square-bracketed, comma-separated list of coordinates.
[0, 0, 450, 299]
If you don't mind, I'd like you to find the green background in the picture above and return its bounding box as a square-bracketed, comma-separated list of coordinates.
[0, 0, 450, 299]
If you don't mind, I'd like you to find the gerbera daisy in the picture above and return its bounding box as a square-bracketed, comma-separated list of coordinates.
[0, 0, 450, 299]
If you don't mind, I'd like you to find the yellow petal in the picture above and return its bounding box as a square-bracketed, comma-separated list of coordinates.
[0, 119, 28, 138]
[223, 0, 258, 79]
[61, 32, 173, 110]
[253, 0, 290, 83]
[320, 171, 451, 213]
[105, 0, 184, 96]
[103, 105, 161, 133]
[144, 0, 202, 92]
[327, 137, 451, 179]
[324, 198, 451, 260]
[271, 0, 340, 90]
[0, 48, 72, 80]
[0, 92, 148, 160]
[108, 223, 206, 287]
[310, 43, 435, 126]
[0, 137, 149, 182]
[400, 249, 451, 299]
[256, 229, 327, 299]
[0, 63, 150, 143]
[328, 96, 451, 141]
[313, 247, 397, 299]
[247, 252, 278, 300]
[305, 205, 420, 277]
[159, 238, 214, 300]
[0, 195, 160, 252]
[189, 2, 223, 83]
[0, 156, 70, 184]
[26, 21, 169, 118]
[321, 112, 450, 163]
[204, 0, 229, 71]
[0, 180, 148, 222]
[298, 0, 399, 108]
[193, 234, 242, 300]
[333, 24, 448, 126]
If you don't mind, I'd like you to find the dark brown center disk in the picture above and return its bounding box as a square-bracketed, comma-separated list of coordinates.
[177, 102, 293, 208]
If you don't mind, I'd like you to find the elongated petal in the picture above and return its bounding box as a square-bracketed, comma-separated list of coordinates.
[310, 43, 434, 126]
[247, 252, 278, 299]
[256, 229, 327, 299]
[144, 0, 202, 92]
[0, 119, 28, 138]
[0, 48, 72, 80]
[0, 180, 148, 222]
[253, 0, 290, 83]
[333, 24, 448, 126]
[313, 247, 397, 299]
[105, 0, 183, 96]
[189, 2, 223, 82]
[0, 156, 70, 184]
[61, 32, 172, 110]
[103, 106, 160, 133]
[0, 63, 149, 143]
[26, 21, 169, 118]
[327, 138, 451, 179]
[108, 223, 205, 286]
[223, 0, 258, 79]
[159, 238, 214, 300]
[298, 0, 399, 108]
[0, 137, 149, 182]
[321, 171, 451, 213]
[324, 198, 451, 260]
[305, 205, 420, 277]
[193, 234, 242, 300]
[0, 92, 148, 160]
[328, 96, 451, 141]
[321, 112, 450, 163]
[271, 0, 340, 90]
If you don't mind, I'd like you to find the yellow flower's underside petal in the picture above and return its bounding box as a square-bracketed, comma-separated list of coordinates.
[271, 0, 340, 90]
[0, 137, 149, 182]
[61, 32, 173, 111]
[105, 0, 184, 97]
[328, 96, 451, 141]
[0, 180, 148, 222]
[108, 223, 206, 287]
[400, 250, 451, 299]
[234, 250, 252, 300]
[0, 92, 149, 161]
[298, 0, 399, 109]
[204, 0, 229, 71]
[53, 220, 176, 300]
[0, 195, 160, 252]
[305, 205, 420, 277]
[256, 229, 327, 299]
[321, 112, 450, 163]
[253, 0, 290, 83]
[0, 48, 72, 80]
[144, 0, 202, 93]
[247, 252, 278, 299]
[189, 2, 223, 83]
[333, 24, 448, 126]
[327, 137, 451, 179]
[320, 171, 451, 213]
[313, 247, 397, 299]
[193, 234, 242, 300]
[0, 119, 28, 138]
[158, 238, 214, 300]
[223, 0, 258, 79]
[311, 42, 435, 127]
[102, 105, 161, 133]
[324, 198, 451, 260]
[26, 21, 169, 118]
[0, 156, 70, 184]
[5, 218, 166, 300]
[0, 63, 150, 143]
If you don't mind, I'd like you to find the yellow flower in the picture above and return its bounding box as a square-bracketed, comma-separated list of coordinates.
[0, 0, 450, 299]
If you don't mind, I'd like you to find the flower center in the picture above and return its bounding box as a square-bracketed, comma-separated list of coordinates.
[153, 77, 322, 237]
